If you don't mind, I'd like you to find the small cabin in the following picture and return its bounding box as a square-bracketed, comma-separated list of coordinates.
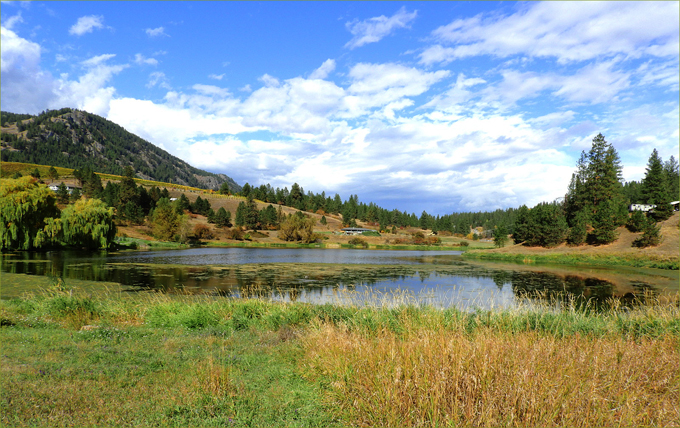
[341, 227, 375, 236]
[629, 202, 680, 212]
[629, 204, 655, 212]
[48, 184, 81, 194]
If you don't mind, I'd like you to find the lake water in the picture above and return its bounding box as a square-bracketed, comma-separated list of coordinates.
[1, 247, 677, 310]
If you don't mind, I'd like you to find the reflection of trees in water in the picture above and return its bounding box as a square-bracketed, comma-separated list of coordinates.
[508, 271, 657, 309]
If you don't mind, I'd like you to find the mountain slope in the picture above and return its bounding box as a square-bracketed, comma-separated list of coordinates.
[0, 108, 241, 192]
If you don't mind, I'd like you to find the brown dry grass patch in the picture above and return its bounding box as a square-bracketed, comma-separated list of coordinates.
[302, 325, 679, 427]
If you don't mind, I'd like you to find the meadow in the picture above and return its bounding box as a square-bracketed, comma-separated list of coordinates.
[1, 285, 678, 427]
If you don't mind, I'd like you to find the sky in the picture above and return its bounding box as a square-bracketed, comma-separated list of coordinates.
[1, 1, 678, 215]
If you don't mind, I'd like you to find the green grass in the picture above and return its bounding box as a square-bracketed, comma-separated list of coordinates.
[462, 250, 680, 270]
[1, 290, 677, 427]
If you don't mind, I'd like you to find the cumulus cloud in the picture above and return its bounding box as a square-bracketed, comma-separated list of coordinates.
[1, 26, 55, 113]
[69, 15, 105, 36]
[208, 73, 225, 80]
[345, 7, 417, 49]
[421, 2, 679, 65]
[145, 26, 168, 37]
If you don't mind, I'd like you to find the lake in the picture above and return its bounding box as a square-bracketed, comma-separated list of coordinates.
[1, 247, 677, 310]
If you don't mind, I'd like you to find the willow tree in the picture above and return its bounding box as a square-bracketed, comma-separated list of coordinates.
[59, 198, 117, 249]
[0, 177, 59, 250]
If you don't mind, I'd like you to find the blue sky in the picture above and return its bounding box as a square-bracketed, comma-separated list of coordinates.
[2, 1, 678, 215]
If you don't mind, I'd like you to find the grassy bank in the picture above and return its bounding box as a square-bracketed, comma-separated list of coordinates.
[2, 290, 678, 427]
[462, 250, 680, 270]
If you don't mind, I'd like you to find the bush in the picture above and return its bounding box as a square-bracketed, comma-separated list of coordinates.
[279, 212, 319, 243]
[193, 224, 214, 240]
[226, 227, 245, 240]
[348, 237, 368, 248]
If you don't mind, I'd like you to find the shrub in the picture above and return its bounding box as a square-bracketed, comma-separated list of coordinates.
[193, 224, 214, 240]
[348, 237, 368, 248]
[226, 227, 244, 240]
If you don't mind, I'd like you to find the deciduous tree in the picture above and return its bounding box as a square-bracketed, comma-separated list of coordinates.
[0, 177, 60, 250]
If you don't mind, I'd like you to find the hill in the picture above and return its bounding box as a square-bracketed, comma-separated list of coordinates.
[465, 211, 679, 269]
[0, 108, 241, 192]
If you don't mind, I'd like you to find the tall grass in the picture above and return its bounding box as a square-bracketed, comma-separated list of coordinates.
[1, 289, 678, 427]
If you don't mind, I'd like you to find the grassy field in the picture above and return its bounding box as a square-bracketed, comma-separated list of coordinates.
[465, 212, 680, 270]
[1, 287, 678, 427]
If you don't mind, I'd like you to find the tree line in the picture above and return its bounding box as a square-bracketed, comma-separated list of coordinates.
[508, 134, 678, 249]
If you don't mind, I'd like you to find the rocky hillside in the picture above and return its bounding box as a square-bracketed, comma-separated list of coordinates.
[0, 108, 241, 192]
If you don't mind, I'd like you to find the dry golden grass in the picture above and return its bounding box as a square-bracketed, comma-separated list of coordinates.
[302, 324, 679, 427]
[491, 212, 680, 259]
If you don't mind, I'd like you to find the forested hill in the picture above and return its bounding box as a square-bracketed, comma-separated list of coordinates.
[0, 108, 241, 192]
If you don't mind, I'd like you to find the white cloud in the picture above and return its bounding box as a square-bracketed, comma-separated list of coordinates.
[69, 15, 105, 36]
[145, 26, 168, 37]
[208, 73, 225, 80]
[2, 12, 23, 30]
[133, 53, 158, 66]
[1, 26, 55, 113]
[345, 7, 417, 49]
[309, 59, 336, 80]
[421, 2, 679, 65]
[258, 74, 280, 87]
[147, 71, 171, 89]
[239, 84, 252, 92]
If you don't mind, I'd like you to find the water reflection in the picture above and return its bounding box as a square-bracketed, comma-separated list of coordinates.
[1, 248, 676, 311]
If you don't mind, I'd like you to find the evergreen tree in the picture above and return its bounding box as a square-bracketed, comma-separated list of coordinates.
[48, 166, 59, 183]
[493, 225, 508, 248]
[632, 216, 662, 248]
[589, 198, 619, 245]
[526, 202, 568, 247]
[320, 215, 327, 226]
[235, 202, 246, 227]
[512, 205, 531, 244]
[566, 210, 587, 246]
[175, 194, 191, 214]
[565, 133, 627, 228]
[663, 155, 679, 201]
[215, 207, 232, 228]
[70, 187, 82, 202]
[56, 182, 70, 204]
[641, 149, 672, 221]
[243, 195, 260, 230]
[626, 210, 646, 233]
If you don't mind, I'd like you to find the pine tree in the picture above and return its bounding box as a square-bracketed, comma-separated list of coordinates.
[56, 182, 70, 204]
[493, 225, 508, 248]
[663, 155, 679, 201]
[566, 210, 587, 246]
[641, 149, 672, 221]
[512, 205, 531, 244]
[566, 133, 627, 228]
[589, 198, 619, 245]
[632, 215, 662, 248]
